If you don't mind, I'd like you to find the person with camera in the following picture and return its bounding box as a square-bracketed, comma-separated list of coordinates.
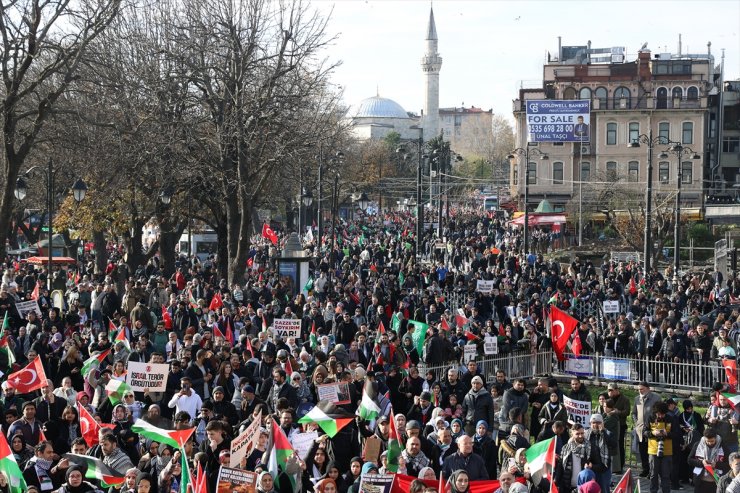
[646, 401, 681, 493]
[167, 377, 202, 424]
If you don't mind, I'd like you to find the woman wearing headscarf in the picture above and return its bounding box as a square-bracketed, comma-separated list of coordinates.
[417, 467, 436, 481]
[314, 477, 338, 493]
[472, 420, 498, 480]
[340, 457, 362, 493]
[448, 470, 471, 493]
[10, 433, 34, 469]
[290, 372, 313, 404]
[450, 418, 465, 442]
[52, 465, 103, 493]
[537, 392, 568, 440]
[256, 472, 277, 493]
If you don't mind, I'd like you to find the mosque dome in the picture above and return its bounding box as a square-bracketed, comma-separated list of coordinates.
[351, 96, 409, 119]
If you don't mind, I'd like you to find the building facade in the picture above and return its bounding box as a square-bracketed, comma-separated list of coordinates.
[511, 46, 721, 212]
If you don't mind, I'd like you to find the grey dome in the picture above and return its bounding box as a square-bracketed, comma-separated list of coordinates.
[351, 96, 409, 119]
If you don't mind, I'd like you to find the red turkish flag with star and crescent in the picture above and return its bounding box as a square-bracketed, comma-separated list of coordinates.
[261, 223, 278, 246]
[7, 356, 47, 393]
[550, 306, 579, 362]
[78, 402, 103, 447]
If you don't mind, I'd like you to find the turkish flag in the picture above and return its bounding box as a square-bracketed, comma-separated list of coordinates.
[209, 292, 223, 312]
[78, 402, 102, 447]
[261, 223, 278, 246]
[247, 257, 254, 268]
[30, 282, 40, 301]
[572, 329, 583, 358]
[440, 318, 450, 331]
[161, 307, 173, 329]
[224, 319, 234, 346]
[724, 359, 738, 392]
[7, 356, 47, 393]
[550, 306, 578, 362]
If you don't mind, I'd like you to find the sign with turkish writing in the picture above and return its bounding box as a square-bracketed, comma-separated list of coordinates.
[359, 473, 394, 493]
[229, 411, 262, 468]
[463, 345, 477, 363]
[317, 382, 351, 405]
[272, 318, 301, 340]
[15, 300, 42, 319]
[291, 431, 319, 460]
[476, 280, 495, 293]
[563, 396, 592, 427]
[217, 467, 257, 493]
[125, 362, 169, 392]
[603, 300, 620, 314]
[526, 100, 591, 142]
[484, 336, 498, 355]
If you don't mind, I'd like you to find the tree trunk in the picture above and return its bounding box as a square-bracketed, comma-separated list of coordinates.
[93, 230, 107, 275]
[216, 221, 228, 281]
[226, 197, 241, 285]
[0, 160, 21, 259]
[229, 190, 251, 285]
[125, 224, 146, 273]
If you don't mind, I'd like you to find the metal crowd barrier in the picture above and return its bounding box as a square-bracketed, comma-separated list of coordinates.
[420, 349, 553, 382]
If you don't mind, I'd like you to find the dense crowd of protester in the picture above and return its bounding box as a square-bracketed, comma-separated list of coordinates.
[0, 209, 739, 493]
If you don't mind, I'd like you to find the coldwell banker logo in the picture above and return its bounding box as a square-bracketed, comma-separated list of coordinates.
[528, 102, 539, 113]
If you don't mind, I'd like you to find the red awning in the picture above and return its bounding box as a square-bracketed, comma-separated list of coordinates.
[24, 256, 77, 265]
[510, 214, 567, 226]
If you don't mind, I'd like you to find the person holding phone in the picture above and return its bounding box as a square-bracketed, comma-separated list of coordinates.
[167, 377, 202, 423]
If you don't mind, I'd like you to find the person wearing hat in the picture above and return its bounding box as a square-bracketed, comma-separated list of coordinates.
[584, 413, 615, 493]
[606, 383, 630, 469]
[53, 464, 100, 493]
[203, 386, 238, 426]
[677, 400, 705, 486]
[407, 391, 434, 426]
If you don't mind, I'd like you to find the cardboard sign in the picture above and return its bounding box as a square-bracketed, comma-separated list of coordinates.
[476, 280, 495, 293]
[217, 466, 257, 493]
[291, 431, 319, 460]
[359, 473, 394, 493]
[316, 382, 351, 405]
[463, 345, 477, 363]
[229, 411, 262, 467]
[273, 318, 301, 340]
[484, 336, 498, 355]
[15, 300, 42, 319]
[603, 300, 620, 314]
[563, 396, 592, 427]
[362, 435, 382, 463]
[125, 362, 169, 392]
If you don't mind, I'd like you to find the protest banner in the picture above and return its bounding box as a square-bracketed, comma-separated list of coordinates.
[563, 396, 592, 427]
[291, 431, 318, 460]
[15, 300, 42, 319]
[317, 382, 351, 405]
[217, 466, 257, 493]
[484, 336, 498, 355]
[463, 345, 477, 363]
[476, 280, 495, 294]
[359, 473, 394, 493]
[603, 300, 620, 314]
[230, 411, 262, 467]
[125, 362, 169, 392]
[272, 318, 301, 340]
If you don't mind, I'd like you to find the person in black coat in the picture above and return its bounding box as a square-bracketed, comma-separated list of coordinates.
[264, 368, 298, 413]
[184, 349, 215, 401]
[442, 434, 489, 480]
[200, 421, 230, 493]
[423, 329, 447, 366]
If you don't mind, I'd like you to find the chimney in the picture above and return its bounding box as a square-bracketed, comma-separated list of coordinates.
[678, 33, 682, 55]
[638, 50, 651, 80]
[558, 36, 562, 62]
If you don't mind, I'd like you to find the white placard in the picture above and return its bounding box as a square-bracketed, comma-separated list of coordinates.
[563, 396, 592, 427]
[291, 431, 319, 460]
[476, 280, 495, 294]
[603, 300, 620, 314]
[463, 345, 477, 363]
[600, 358, 631, 380]
[273, 318, 301, 340]
[484, 336, 498, 355]
[15, 300, 42, 319]
[229, 411, 262, 467]
[125, 361, 169, 392]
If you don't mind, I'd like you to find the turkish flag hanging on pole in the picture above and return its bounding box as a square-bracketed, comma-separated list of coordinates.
[261, 223, 278, 246]
[7, 356, 47, 393]
[78, 402, 103, 447]
[550, 306, 579, 362]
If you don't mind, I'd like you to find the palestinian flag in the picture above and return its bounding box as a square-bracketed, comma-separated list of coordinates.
[0, 313, 14, 369]
[464, 330, 479, 341]
[310, 321, 318, 350]
[108, 320, 118, 341]
[115, 326, 130, 350]
[131, 419, 195, 449]
[440, 318, 450, 331]
[409, 320, 429, 356]
[180, 445, 192, 493]
[705, 464, 721, 483]
[722, 393, 740, 410]
[398, 271, 405, 286]
[0, 431, 26, 493]
[525, 437, 556, 484]
[612, 468, 634, 493]
[303, 277, 314, 293]
[378, 320, 386, 335]
[81, 349, 111, 378]
[105, 379, 132, 405]
[385, 408, 403, 473]
[297, 401, 354, 437]
[268, 419, 295, 489]
[63, 454, 125, 487]
[188, 289, 198, 309]
[357, 381, 382, 421]
[455, 310, 469, 328]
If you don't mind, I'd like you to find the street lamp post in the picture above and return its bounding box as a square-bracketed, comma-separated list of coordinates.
[396, 128, 426, 258]
[507, 146, 548, 255]
[663, 141, 701, 276]
[628, 130, 665, 274]
[14, 159, 88, 290]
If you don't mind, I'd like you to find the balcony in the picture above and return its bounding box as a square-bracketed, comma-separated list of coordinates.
[515, 97, 704, 113]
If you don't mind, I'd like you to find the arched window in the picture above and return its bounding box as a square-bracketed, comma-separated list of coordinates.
[659, 161, 670, 183]
[628, 161, 639, 182]
[563, 87, 577, 100]
[579, 87, 592, 100]
[614, 87, 631, 108]
[595, 87, 608, 108]
[687, 86, 699, 100]
[552, 162, 564, 184]
[656, 87, 668, 109]
[606, 161, 618, 181]
[672, 87, 683, 100]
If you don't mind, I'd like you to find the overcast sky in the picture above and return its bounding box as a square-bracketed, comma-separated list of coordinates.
[313, 0, 740, 120]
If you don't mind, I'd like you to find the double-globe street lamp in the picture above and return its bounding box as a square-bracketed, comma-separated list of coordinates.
[14, 159, 88, 290]
[507, 146, 548, 255]
[396, 128, 427, 257]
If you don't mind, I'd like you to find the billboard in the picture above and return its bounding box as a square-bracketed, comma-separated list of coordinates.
[526, 100, 590, 142]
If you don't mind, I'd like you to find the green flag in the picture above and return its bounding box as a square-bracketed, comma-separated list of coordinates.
[398, 271, 405, 286]
[391, 313, 401, 332]
[303, 277, 314, 293]
[409, 321, 429, 356]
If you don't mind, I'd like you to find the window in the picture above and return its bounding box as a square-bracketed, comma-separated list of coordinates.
[682, 122, 693, 144]
[658, 122, 670, 144]
[563, 87, 577, 99]
[595, 87, 608, 108]
[687, 86, 699, 100]
[606, 123, 617, 145]
[672, 87, 683, 100]
[628, 161, 639, 182]
[527, 162, 537, 184]
[656, 87, 668, 109]
[553, 142, 564, 146]
[614, 87, 631, 108]
[628, 122, 640, 144]
[658, 161, 670, 183]
[681, 161, 693, 184]
[553, 162, 564, 184]
[606, 161, 617, 181]
[723, 137, 740, 153]
[580, 162, 591, 182]
[513, 168, 518, 185]
[579, 87, 592, 100]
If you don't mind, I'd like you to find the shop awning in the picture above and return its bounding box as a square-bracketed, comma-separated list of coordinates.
[24, 256, 77, 265]
[510, 214, 567, 226]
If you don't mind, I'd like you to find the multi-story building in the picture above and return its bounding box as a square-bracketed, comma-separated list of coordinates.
[511, 44, 721, 212]
[439, 105, 493, 156]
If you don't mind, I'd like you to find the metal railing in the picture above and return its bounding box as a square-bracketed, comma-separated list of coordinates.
[420, 349, 553, 382]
